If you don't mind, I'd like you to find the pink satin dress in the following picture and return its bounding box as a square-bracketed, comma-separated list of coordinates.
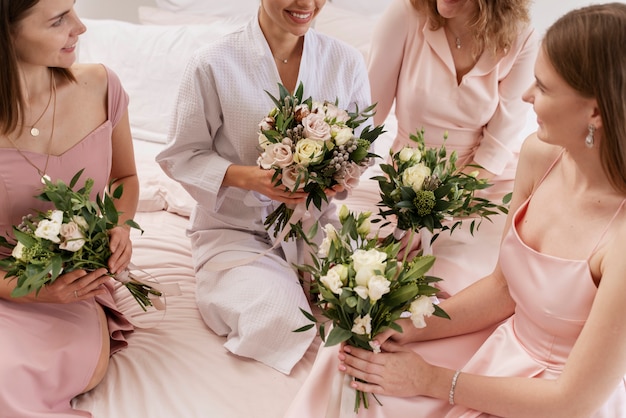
[0, 66, 133, 417]
[285, 156, 626, 418]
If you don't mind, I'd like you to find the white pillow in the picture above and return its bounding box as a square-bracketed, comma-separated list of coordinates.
[138, 6, 250, 27]
[314, 3, 381, 60]
[154, 0, 259, 16]
[78, 18, 242, 144]
[330, 0, 392, 15]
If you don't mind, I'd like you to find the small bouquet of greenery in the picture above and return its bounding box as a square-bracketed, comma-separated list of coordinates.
[373, 129, 509, 245]
[0, 170, 161, 311]
[295, 205, 448, 412]
[258, 82, 384, 241]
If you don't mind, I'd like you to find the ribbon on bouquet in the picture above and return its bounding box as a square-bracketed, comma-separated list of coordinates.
[202, 192, 310, 272]
[113, 262, 182, 328]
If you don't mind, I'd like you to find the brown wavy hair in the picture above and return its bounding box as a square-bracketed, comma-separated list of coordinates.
[0, 0, 75, 136]
[543, 3, 626, 193]
[410, 0, 530, 57]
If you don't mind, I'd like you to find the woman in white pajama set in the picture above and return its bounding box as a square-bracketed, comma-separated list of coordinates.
[156, 0, 371, 374]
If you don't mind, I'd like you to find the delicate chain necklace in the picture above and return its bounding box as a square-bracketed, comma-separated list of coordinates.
[273, 55, 289, 64]
[25, 71, 54, 137]
[447, 26, 471, 50]
[7, 72, 57, 182]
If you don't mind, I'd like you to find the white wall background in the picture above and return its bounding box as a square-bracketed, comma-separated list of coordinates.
[75, 0, 626, 35]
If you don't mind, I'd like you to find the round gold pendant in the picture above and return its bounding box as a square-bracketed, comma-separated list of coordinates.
[30, 127, 40, 137]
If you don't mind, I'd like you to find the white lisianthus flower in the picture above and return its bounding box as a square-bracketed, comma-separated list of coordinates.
[11, 241, 25, 260]
[367, 275, 391, 301]
[354, 285, 369, 300]
[357, 214, 372, 237]
[258, 143, 294, 169]
[302, 113, 332, 142]
[49, 210, 64, 224]
[293, 138, 325, 166]
[72, 215, 88, 230]
[338, 204, 350, 223]
[402, 163, 431, 192]
[34, 219, 62, 243]
[351, 249, 387, 287]
[331, 125, 353, 146]
[409, 295, 435, 328]
[351, 314, 372, 335]
[59, 221, 86, 252]
[320, 264, 348, 295]
[318, 223, 338, 257]
[398, 147, 421, 163]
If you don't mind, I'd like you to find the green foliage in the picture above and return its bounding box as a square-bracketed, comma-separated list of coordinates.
[373, 129, 509, 244]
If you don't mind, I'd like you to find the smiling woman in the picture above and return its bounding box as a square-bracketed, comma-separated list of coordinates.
[0, 0, 137, 416]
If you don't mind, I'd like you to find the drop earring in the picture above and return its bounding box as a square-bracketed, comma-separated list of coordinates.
[585, 124, 595, 148]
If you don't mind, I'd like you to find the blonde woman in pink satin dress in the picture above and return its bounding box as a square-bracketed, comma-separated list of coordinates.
[285, 3, 626, 417]
[0, 0, 136, 416]
[347, 0, 539, 299]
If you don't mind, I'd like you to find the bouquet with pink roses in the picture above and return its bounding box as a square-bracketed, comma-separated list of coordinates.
[258, 82, 384, 241]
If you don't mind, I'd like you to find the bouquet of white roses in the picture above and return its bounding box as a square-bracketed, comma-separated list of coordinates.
[0, 170, 161, 311]
[373, 129, 509, 245]
[258, 82, 384, 241]
[296, 205, 448, 412]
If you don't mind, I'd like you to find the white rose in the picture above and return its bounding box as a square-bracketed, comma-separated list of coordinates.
[258, 143, 294, 169]
[320, 264, 348, 295]
[367, 275, 391, 302]
[302, 113, 331, 141]
[59, 221, 86, 252]
[11, 241, 25, 260]
[34, 219, 61, 243]
[331, 125, 353, 146]
[351, 249, 387, 287]
[409, 295, 435, 329]
[398, 147, 421, 163]
[280, 164, 307, 192]
[293, 138, 325, 167]
[402, 163, 431, 192]
[351, 314, 372, 335]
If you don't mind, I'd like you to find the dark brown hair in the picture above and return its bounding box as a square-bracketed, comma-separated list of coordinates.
[543, 3, 626, 193]
[410, 0, 531, 57]
[0, 0, 75, 136]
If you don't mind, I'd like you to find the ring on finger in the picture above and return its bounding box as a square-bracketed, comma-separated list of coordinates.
[74, 290, 78, 298]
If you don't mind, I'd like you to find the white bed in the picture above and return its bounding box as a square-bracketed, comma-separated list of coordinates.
[71, 1, 538, 417]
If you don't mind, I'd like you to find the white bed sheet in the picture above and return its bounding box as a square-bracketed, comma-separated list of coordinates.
[73, 208, 322, 417]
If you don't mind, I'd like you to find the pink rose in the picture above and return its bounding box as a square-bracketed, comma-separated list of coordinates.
[258, 143, 294, 169]
[281, 165, 307, 191]
[302, 113, 331, 141]
[334, 161, 362, 191]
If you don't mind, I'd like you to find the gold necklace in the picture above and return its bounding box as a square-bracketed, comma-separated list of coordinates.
[7, 73, 57, 182]
[446, 26, 472, 50]
[25, 71, 54, 137]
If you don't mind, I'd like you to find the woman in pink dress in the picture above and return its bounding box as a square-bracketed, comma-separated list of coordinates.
[0, 0, 136, 416]
[286, 3, 626, 417]
[347, 0, 538, 298]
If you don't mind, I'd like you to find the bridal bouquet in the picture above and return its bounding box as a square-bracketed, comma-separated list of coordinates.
[258, 82, 384, 241]
[373, 129, 509, 245]
[0, 170, 161, 311]
[296, 205, 448, 412]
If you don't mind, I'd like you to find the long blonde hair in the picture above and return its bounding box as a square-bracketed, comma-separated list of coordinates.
[410, 0, 530, 57]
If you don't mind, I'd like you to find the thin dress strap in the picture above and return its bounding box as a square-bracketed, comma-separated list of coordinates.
[588, 198, 626, 259]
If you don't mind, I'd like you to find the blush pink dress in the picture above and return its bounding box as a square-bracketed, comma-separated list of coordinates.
[0, 66, 133, 417]
[343, 0, 540, 298]
[285, 155, 626, 418]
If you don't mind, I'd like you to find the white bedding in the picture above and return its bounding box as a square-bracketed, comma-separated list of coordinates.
[71, 2, 540, 416]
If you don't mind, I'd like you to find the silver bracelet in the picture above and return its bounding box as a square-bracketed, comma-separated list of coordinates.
[449, 369, 461, 405]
